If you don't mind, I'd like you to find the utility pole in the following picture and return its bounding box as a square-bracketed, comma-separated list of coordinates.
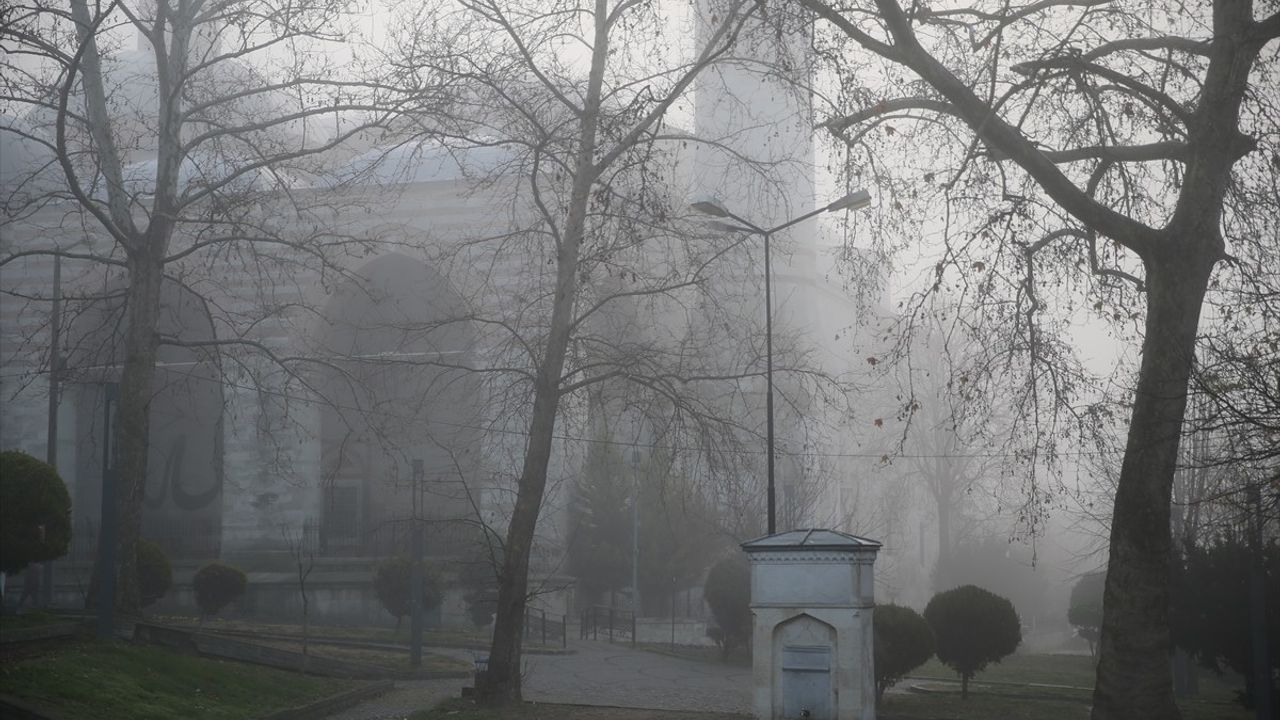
[630, 448, 641, 616]
[691, 190, 871, 534]
[410, 459, 425, 667]
[1247, 484, 1273, 720]
[97, 382, 119, 638]
[43, 255, 61, 606]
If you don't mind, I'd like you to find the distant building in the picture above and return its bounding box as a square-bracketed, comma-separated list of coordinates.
[0, 2, 903, 623]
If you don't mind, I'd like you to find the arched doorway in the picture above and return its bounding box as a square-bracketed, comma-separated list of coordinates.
[314, 253, 482, 557]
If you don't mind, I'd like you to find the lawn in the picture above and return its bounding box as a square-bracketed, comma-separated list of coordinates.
[151, 615, 566, 650]
[901, 650, 1249, 717]
[881, 682, 1251, 720]
[908, 653, 1096, 688]
[633, 646, 1253, 720]
[0, 638, 360, 720]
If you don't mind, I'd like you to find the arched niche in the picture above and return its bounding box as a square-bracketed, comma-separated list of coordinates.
[313, 252, 482, 556]
[773, 613, 838, 720]
[65, 277, 224, 560]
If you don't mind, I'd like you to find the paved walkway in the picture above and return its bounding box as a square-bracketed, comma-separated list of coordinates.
[329, 639, 752, 719]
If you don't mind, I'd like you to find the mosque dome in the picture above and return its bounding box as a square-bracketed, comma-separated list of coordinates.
[326, 140, 518, 188]
[5, 47, 312, 199]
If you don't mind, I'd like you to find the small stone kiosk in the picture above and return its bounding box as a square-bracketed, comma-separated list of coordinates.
[742, 529, 881, 720]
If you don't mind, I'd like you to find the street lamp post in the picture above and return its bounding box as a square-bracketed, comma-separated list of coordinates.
[97, 381, 119, 638]
[690, 190, 871, 535]
[410, 458, 426, 667]
[629, 448, 641, 615]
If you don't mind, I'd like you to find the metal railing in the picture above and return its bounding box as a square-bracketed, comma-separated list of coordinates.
[523, 608, 567, 648]
[579, 605, 636, 646]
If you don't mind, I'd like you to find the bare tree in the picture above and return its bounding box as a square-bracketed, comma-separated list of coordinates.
[0, 0, 398, 612]
[281, 524, 315, 673]
[799, 1, 1280, 717]
[366, 0, 834, 704]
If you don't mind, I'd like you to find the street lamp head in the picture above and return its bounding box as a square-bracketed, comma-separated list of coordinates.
[705, 220, 755, 234]
[825, 189, 872, 212]
[690, 198, 730, 217]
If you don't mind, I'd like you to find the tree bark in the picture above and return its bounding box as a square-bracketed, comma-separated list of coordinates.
[113, 256, 166, 614]
[1091, 249, 1215, 720]
[478, 0, 610, 704]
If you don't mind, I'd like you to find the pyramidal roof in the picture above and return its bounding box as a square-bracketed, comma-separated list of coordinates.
[741, 528, 881, 552]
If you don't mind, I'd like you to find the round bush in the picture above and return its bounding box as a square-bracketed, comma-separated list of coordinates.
[924, 584, 1022, 698]
[373, 556, 443, 628]
[874, 603, 935, 701]
[137, 539, 172, 607]
[0, 450, 72, 574]
[192, 562, 247, 617]
[1067, 571, 1105, 657]
[703, 555, 751, 661]
[459, 557, 499, 628]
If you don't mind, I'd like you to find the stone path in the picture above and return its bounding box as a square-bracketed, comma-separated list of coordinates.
[329, 639, 752, 719]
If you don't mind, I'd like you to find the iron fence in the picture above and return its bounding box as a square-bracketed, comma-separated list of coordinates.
[580, 605, 636, 646]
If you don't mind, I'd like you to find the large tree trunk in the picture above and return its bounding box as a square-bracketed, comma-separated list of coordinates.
[1091, 249, 1216, 720]
[478, 3, 611, 705]
[111, 256, 166, 614]
[478, 196, 591, 705]
[478, 374, 562, 703]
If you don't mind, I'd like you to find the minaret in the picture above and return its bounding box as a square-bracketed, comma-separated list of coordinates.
[693, 1, 824, 532]
[692, 0, 820, 329]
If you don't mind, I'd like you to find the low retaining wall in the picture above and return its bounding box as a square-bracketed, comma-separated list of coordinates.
[132, 621, 470, 680]
[634, 618, 716, 647]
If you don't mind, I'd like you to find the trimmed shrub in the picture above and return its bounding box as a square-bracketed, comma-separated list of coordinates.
[192, 562, 247, 618]
[459, 556, 500, 629]
[373, 556, 443, 629]
[703, 554, 751, 662]
[1067, 572, 1105, 658]
[137, 539, 173, 608]
[874, 603, 935, 701]
[0, 450, 72, 575]
[1171, 540, 1280, 709]
[924, 584, 1022, 698]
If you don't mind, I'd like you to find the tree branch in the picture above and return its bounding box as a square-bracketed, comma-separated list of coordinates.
[809, 0, 1163, 255]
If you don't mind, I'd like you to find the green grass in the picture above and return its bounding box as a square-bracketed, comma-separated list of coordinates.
[881, 686, 1250, 720]
[908, 653, 1250, 708]
[0, 638, 359, 720]
[909, 653, 1097, 688]
[882, 689, 1092, 720]
[635, 647, 1253, 720]
[150, 615, 562, 650]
